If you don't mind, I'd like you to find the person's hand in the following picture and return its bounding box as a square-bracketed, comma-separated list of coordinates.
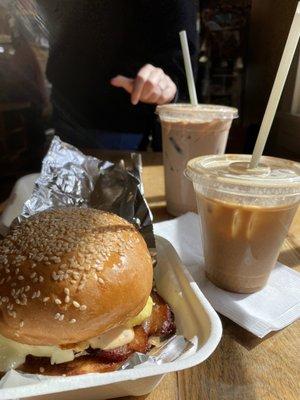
[111, 64, 177, 105]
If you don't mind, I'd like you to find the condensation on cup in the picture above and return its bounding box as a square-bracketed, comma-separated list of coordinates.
[186, 154, 300, 293]
[156, 104, 238, 216]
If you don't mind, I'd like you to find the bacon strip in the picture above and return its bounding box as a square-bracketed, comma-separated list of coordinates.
[89, 325, 149, 363]
[143, 291, 176, 338]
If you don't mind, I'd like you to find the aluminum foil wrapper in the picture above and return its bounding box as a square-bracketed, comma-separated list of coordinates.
[20, 136, 155, 249]
[119, 335, 193, 370]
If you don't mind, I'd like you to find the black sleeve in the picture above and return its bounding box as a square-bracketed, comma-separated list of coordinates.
[138, 0, 199, 102]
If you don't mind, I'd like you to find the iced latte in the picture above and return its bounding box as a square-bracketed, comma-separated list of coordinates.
[186, 155, 300, 293]
[157, 104, 237, 216]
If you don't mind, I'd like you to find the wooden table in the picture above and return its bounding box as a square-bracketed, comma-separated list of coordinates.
[117, 151, 299, 400]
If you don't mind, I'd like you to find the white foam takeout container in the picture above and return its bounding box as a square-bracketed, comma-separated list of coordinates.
[0, 176, 222, 400]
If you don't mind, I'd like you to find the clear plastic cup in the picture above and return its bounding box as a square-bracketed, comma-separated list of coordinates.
[186, 154, 300, 293]
[156, 104, 238, 216]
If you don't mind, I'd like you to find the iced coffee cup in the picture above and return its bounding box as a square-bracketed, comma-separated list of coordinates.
[156, 104, 238, 216]
[186, 154, 300, 293]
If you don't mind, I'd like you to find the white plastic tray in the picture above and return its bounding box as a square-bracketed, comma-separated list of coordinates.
[0, 176, 222, 400]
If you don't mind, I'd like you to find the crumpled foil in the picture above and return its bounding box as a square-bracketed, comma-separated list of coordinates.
[20, 136, 155, 249]
[119, 335, 193, 370]
[0, 136, 191, 388]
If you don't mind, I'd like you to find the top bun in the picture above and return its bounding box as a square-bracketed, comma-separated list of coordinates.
[0, 208, 153, 346]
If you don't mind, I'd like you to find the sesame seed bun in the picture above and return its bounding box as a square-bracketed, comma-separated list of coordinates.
[0, 208, 153, 346]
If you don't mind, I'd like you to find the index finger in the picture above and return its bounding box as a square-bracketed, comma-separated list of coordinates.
[131, 64, 154, 105]
[111, 75, 134, 93]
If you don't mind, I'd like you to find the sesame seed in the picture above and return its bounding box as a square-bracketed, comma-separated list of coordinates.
[25, 285, 30, 292]
[39, 276, 44, 282]
[33, 278, 39, 283]
[43, 297, 50, 302]
[58, 314, 64, 321]
[80, 305, 87, 311]
[18, 276, 24, 281]
[65, 295, 70, 303]
[54, 313, 60, 320]
[64, 288, 70, 295]
[73, 301, 80, 308]
[55, 298, 62, 305]
[39, 367, 45, 373]
[19, 320, 24, 328]
[69, 318, 76, 324]
[36, 290, 41, 298]
[51, 256, 61, 264]
[52, 272, 59, 281]
[30, 272, 37, 279]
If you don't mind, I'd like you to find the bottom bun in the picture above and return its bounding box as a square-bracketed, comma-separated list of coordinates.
[16, 292, 176, 376]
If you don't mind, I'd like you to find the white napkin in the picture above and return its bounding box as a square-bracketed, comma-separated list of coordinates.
[154, 212, 300, 338]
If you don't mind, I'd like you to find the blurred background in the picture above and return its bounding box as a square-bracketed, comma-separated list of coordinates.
[0, 0, 299, 201]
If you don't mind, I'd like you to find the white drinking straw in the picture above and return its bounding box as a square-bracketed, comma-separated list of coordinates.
[250, 2, 300, 168]
[179, 30, 198, 106]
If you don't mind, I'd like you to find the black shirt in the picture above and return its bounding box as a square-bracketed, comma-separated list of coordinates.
[38, 0, 198, 133]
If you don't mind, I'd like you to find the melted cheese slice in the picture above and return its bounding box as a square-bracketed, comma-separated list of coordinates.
[0, 296, 153, 372]
[89, 327, 134, 350]
[126, 296, 153, 328]
[0, 335, 75, 371]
